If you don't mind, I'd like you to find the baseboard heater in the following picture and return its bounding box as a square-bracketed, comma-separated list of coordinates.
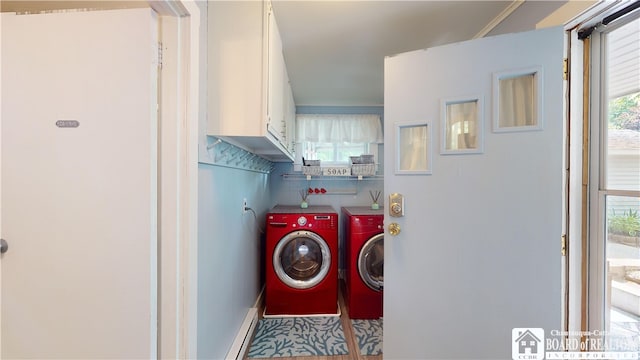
[225, 288, 264, 360]
[225, 307, 258, 360]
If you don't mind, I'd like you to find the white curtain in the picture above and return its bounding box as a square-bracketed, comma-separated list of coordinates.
[399, 125, 428, 171]
[296, 114, 383, 143]
[446, 101, 477, 149]
[499, 74, 536, 127]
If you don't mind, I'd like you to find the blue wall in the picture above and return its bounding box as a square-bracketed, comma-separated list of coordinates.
[197, 164, 269, 359]
[195, 2, 271, 358]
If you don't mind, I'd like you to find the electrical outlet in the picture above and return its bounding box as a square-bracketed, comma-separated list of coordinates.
[242, 198, 247, 213]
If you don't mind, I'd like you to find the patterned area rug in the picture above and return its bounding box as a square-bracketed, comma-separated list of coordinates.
[248, 316, 349, 358]
[352, 318, 383, 356]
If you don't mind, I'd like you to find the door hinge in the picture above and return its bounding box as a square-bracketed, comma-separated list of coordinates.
[563, 58, 568, 80]
[561, 234, 567, 256]
[157, 41, 163, 70]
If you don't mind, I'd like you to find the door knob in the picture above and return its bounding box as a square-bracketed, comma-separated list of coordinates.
[0, 238, 8, 254]
[388, 223, 401, 236]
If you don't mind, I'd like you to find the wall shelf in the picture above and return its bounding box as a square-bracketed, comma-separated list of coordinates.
[281, 173, 383, 181]
[302, 188, 358, 196]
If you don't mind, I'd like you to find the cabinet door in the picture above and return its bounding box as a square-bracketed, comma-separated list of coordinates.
[284, 68, 296, 153]
[267, 7, 285, 144]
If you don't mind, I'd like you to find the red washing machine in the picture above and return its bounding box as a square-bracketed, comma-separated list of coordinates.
[342, 206, 384, 319]
[265, 205, 339, 316]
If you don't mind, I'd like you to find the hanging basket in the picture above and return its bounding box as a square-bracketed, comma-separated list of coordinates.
[302, 166, 322, 176]
[351, 164, 376, 176]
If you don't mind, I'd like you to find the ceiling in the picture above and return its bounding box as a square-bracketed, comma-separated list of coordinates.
[271, 0, 568, 106]
[2, 0, 574, 107]
[0, 1, 148, 12]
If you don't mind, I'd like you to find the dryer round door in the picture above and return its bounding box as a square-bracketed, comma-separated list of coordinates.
[358, 233, 384, 291]
[273, 230, 331, 289]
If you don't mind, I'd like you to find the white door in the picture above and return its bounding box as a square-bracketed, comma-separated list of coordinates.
[1, 8, 158, 358]
[384, 26, 564, 359]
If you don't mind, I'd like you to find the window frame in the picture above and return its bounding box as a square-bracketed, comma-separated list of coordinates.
[586, 13, 640, 337]
[293, 112, 383, 174]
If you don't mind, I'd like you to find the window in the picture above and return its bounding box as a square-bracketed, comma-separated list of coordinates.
[601, 17, 640, 336]
[296, 114, 383, 167]
[441, 96, 483, 154]
[492, 67, 543, 132]
[583, 13, 640, 340]
[396, 122, 431, 174]
[301, 141, 370, 165]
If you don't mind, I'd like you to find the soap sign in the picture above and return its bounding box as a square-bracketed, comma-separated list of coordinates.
[323, 167, 350, 176]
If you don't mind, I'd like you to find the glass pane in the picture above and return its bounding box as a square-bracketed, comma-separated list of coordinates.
[498, 72, 537, 128]
[606, 92, 640, 191]
[363, 239, 384, 283]
[398, 124, 429, 172]
[601, 18, 640, 349]
[445, 100, 479, 150]
[336, 142, 368, 163]
[303, 142, 334, 162]
[280, 237, 323, 281]
[606, 195, 640, 346]
[303, 141, 369, 164]
[605, 18, 639, 191]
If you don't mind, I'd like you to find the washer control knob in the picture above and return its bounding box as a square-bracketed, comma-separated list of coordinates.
[297, 216, 308, 226]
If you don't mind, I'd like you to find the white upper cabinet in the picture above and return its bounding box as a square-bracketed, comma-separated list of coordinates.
[284, 68, 296, 154]
[267, 9, 286, 146]
[207, 0, 295, 162]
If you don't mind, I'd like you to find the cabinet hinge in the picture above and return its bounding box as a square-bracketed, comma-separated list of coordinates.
[563, 58, 568, 80]
[561, 234, 567, 256]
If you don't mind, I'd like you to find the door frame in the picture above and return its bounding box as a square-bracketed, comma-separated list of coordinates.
[0, 10, 4, 357]
[0, 1, 200, 358]
[150, 1, 200, 358]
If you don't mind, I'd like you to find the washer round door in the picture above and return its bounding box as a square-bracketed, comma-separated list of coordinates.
[358, 233, 384, 291]
[273, 230, 331, 289]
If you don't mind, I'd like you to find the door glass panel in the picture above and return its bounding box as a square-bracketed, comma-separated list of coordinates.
[606, 195, 640, 343]
[499, 74, 535, 126]
[606, 96, 640, 191]
[603, 17, 640, 343]
[396, 122, 431, 174]
[493, 67, 543, 132]
[280, 237, 323, 280]
[442, 97, 482, 154]
[605, 17, 639, 192]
